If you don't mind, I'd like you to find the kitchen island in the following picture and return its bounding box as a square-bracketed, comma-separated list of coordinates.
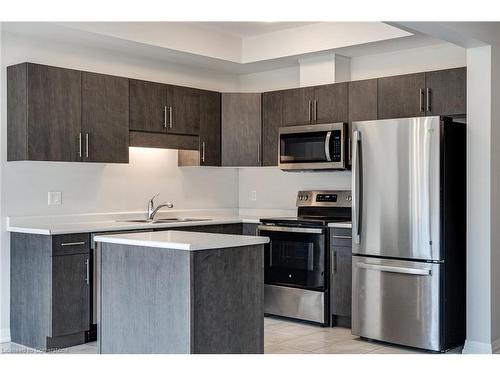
[93, 230, 269, 354]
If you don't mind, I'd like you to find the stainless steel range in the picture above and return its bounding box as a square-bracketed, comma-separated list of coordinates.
[258, 190, 352, 326]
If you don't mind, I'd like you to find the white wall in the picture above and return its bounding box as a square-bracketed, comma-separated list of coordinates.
[462, 45, 492, 353]
[0, 30, 241, 341]
[350, 42, 466, 80]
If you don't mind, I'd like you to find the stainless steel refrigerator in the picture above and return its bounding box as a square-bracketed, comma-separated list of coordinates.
[351, 116, 466, 352]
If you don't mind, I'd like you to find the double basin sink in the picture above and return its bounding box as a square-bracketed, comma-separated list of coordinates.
[117, 218, 213, 224]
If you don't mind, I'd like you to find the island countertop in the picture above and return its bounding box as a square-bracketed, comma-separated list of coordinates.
[94, 230, 270, 251]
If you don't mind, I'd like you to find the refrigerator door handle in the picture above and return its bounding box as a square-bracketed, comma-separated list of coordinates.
[356, 262, 432, 276]
[427, 127, 434, 248]
[352, 131, 362, 244]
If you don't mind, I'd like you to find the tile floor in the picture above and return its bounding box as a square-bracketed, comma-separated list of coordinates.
[0, 317, 456, 354]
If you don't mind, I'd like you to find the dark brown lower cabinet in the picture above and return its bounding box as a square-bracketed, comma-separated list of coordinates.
[10, 232, 91, 350]
[51, 253, 90, 337]
[330, 228, 352, 328]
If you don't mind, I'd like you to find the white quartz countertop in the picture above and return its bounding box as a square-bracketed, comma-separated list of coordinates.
[94, 230, 270, 251]
[6, 217, 260, 235]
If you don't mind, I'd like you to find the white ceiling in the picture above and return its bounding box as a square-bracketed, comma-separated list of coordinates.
[193, 22, 319, 38]
[1, 22, 448, 74]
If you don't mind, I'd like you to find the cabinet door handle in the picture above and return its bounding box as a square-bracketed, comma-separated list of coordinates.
[314, 100, 318, 123]
[169, 107, 173, 128]
[201, 141, 206, 163]
[426, 88, 432, 112]
[308, 100, 312, 123]
[85, 258, 90, 285]
[85, 133, 89, 158]
[78, 133, 82, 158]
[163, 106, 167, 128]
[419, 88, 425, 112]
[257, 143, 261, 165]
[333, 251, 337, 273]
[61, 241, 86, 247]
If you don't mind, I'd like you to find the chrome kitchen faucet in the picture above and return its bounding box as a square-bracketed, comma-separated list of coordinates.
[147, 193, 174, 221]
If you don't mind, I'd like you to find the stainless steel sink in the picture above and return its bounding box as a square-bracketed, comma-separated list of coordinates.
[116, 218, 212, 224]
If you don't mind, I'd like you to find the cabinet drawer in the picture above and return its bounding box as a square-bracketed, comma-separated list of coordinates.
[330, 227, 352, 238]
[52, 234, 90, 256]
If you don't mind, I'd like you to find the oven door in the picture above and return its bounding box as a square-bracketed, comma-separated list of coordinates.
[279, 123, 347, 170]
[258, 225, 326, 291]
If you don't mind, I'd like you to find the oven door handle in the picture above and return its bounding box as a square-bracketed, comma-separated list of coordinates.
[258, 225, 324, 234]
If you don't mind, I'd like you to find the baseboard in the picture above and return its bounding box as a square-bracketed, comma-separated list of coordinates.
[462, 339, 494, 354]
[0, 328, 11, 344]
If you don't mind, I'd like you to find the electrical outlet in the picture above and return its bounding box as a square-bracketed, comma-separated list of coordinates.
[251, 190, 257, 201]
[48, 191, 62, 206]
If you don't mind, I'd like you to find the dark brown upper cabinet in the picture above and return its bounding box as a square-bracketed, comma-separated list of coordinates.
[221, 93, 262, 167]
[425, 67, 466, 117]
[82, 72, 129, 163]
[166, 85, 201, 136]
[377, 72, 426, 120]
[314, 83, 349, 124]
[198, 90, 221, 166]
[8, 63, 82, 162]
[282, 83, 348, 126]
[129, 79, 167, 132]
[349, 79, 378, 122]
[7, 63, 130, 163]
[129, 80, 201, 136]
[178, 90, 221, 167]
[282, 87, 315, 126]
[261, 90, 284, 166]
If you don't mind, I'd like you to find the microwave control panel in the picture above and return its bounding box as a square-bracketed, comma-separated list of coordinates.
[330, 130, 342, 162]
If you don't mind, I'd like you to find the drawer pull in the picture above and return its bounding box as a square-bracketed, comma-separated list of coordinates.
[60, 241, 86, 247]
[332, 235, 352, 239]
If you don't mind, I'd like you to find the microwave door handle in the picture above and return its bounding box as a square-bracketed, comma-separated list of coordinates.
[352, 131, 362, 244]
[325, 131, 332, 162]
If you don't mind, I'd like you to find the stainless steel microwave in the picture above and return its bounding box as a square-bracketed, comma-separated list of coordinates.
[278, 123, 349, 171]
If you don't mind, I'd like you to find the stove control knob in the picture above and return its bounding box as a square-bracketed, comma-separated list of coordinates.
[346, 195, 352, 201]
[298, 195, 303, 200]
[304, 195, 309, 201]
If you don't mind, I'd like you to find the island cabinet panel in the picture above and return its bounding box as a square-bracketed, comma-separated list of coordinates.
[262, 91, 283, 166]
[425, 67, 466, 117]
[129, 79, 167, 132]
[100, 245, 191, 354]
[98, 242, 264, 354]
[377, 72, 426, 120]
[166, 85, 201, 135]
[221, 93, 262, 167]
[10, 232, 91, 350]
[8, 63, 82, 162]
[191, 246, 264, 354]
[82, 72, 129, 163]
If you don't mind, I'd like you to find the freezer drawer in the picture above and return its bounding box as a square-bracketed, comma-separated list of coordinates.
[352, 256, 441, 351]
